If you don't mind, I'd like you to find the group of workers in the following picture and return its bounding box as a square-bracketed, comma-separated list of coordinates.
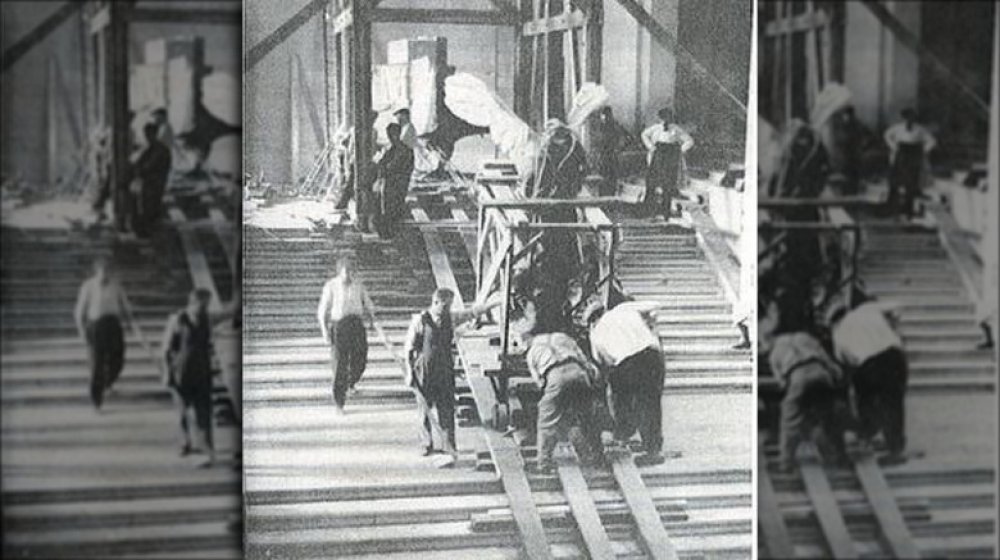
[765, 286, 912, 470]
[315, 248, 672, 472]
[74, 257, 238, 468]
[523, 298, 671, 473]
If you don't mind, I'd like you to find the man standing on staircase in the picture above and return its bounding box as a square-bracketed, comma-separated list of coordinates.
[162, 289, 217, 467]
[372, 123, 414, 238]
[317, 256, 377, 416]
[641, 108, 694, 220]
[74, 257, 138, 410]
[585, 301, 669, 467]
[404, 288, 500, 466]
[129, 122, 172, 237]
[884, 108, 936, 220]
[830, 299, 910, 465]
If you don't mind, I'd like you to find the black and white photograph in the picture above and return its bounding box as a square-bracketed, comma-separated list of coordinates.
[243, 0, 754, 558]
[757, 1, 999, 558]
[1, 1, 243, 557]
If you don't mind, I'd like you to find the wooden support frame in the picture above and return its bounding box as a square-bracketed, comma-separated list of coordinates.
[1, 2, 83, 73]
[370, 8, 519, 26]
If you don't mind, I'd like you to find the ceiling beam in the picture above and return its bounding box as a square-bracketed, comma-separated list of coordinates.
[2, 2, 82, 73]
[369, 8, 520, 26]
[246, 0, 331, 70]
[129, 7, 240, 26]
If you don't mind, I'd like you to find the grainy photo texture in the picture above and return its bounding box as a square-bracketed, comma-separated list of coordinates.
[243, 0, 754, 558]
[1, 1, 243, 557]
[757, 1, 999, 558]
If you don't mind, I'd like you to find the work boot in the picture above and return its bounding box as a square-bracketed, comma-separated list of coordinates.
[528, 461, 555, 476]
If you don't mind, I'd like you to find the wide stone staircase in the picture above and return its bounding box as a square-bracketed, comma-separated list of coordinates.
[857, 223, 996, 392]
[0, 226, 241, 559]
[616, 223, 753, 393]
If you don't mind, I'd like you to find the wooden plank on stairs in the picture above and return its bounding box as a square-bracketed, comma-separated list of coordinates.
[167, 206, 221, 312]
[797, 442, 858, 559]
[757, 450, 795, 559]
[554, 445, 616, 559]
[853, 453, 921, 559]
[607, 448, 679, 560]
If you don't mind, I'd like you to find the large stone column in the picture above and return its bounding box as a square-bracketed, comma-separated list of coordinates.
[981, 7, 998, 330]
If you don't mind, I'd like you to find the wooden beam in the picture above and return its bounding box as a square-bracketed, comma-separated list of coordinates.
[246, 0, 330, 70]
[554, 446, 616, 559]
[798, 443, 858, 559]
[522, 9, 587, 36]
[764, 9, 828, 37]
[758, 451, 795, 558]
[128, 7, 240, 25]
[351, 1, 374, 206]
[2, 2, 82, 73]
[853, 454, 921, 559]
[369, 8, 520, 26]
[584, 0, 602, 82]
[614, 0, 747, 116]
[860, 0, 990, 119]
[108, 1, 131, 232]
[608, 448, 679, 560]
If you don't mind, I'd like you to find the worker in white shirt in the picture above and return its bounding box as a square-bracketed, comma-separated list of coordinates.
[884, 108, 937, 219]
[74, 257, 138, 410]
[830, 299, 910, 465]
[584, 301, 668, 466]
[641, 108, 694, 220]
[317, 256, 377, 415]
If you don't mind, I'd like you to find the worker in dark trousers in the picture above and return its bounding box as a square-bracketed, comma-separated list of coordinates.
[585, 301, 670, 466]
[130, 122, 172, 237]
[769, 329, 856, 471]
[831, 300, 910, 465]
[162, 289, 216, 468]
[317, 256, 377, 415]
[641, 108, 694, 219]
[404, 289, 499, 467]
[884, 108, 936, 219]
[373, 123, 414, 238]
[74, 257, 137, 410]
[590, 107, 629, 197]
[524, 327, 606, 474]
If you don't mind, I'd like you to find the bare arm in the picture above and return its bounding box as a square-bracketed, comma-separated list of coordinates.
[922, 127, 937, 153]
[74, 280, 90, 339]
[117, 282, 137, 331]
[677, 126, 695, 153]
[160, 314, 179, 385]
[317, 281, 332, 338]
[361, 284, 377, 328]
[640, 124, 657, 152]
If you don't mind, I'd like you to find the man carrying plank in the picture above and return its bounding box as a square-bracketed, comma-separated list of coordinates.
[404, 288, 499, 466]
